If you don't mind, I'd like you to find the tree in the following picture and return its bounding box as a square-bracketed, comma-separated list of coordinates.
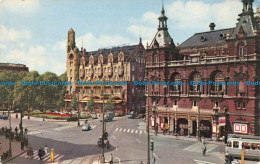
[104, 94, 114, 111]
[71, 94, 78, 111]
[87, 94, 94, 113]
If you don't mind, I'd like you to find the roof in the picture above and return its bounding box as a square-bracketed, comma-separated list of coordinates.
[86, 45, 139, 57]
[150, 30, 173, 47]
[179, 28, 235, 48]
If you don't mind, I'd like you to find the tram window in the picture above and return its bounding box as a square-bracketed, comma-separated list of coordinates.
[227, 141, 231, 147]
[233, 141, 239, 148]
[242, 142, 250, 149]
[251, 143, 258, 150]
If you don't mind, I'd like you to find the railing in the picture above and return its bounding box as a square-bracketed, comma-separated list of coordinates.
[188, 91, 201, 96]
[210, 91, 224, 97]
[146, 54, 258, 68]
[169, 90, 181, 96]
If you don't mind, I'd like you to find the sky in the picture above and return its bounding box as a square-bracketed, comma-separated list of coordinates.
[0, 0, 259, 76]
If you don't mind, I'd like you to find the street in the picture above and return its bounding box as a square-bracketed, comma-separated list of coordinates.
[0, 114, 225, 164]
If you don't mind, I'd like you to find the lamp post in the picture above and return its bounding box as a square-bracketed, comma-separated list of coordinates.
[77, 92, 80, 127]
[8, 89, 12, 157]
[197, 93, 201, 142]
[146, 81, 151, 164]
[100, 87, 105, 163]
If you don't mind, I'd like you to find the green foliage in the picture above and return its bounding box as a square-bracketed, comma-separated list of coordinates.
[0, 70, 66, 112]
[104, 94, 114, 111]
[87, 94, 95, 112]
[71, 94, 78, 110]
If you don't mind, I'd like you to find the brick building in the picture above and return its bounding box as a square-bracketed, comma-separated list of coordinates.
[146, 0, 259, 138]
[65, 29, 146, 114]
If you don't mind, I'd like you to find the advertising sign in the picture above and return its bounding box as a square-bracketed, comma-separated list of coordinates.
[212, 124, 217, 133]
[151, 117, 155, 127]
[234, 123, 248, 134]
[218, 117, 226, 126]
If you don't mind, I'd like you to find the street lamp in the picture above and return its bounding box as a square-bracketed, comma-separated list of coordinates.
[77, 92, 80, 127]
[197, 92, 201, 142]
[100, 87, 105, 163]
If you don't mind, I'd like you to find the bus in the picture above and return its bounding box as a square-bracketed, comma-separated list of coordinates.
[225, 134, 260, 163]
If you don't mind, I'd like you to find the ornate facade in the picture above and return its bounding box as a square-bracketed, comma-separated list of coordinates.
[65, 29, 146, 115]
[146, 0, 260, 138]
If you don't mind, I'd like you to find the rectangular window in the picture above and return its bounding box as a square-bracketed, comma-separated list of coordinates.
[174, 100, 178, 106]
[214, 101, 219, 107]
[132, 75, 135, 81]
[132, 65, 135, 71]
[193, 101, 198, 107]
[70, 61, 73, 67]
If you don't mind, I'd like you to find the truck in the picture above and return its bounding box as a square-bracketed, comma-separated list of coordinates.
[104, 111, 114, 121]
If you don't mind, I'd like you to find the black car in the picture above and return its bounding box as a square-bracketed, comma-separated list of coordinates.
[67, 116, 78, 122]
[0, 115, 8, 120]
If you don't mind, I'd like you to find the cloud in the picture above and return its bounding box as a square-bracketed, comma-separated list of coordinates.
[0, 25, 31, 42]
[1, 0, 40, 14]
[166, 0, 241, 29]
[76, 33, 135, 51]
[127, 25, 156, 41]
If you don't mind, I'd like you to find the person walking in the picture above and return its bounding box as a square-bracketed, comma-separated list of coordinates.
[44, 145, 49, 156]
[110, 153, 113, 164]
[30, 146, 33, 158]
[38, 147, 43, 160]
[27, 147, 30, 158]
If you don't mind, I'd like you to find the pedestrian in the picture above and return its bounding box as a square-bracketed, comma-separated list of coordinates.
[21, 139, 24, 150]
[201, 136, 205, 144]
[30, 146, 33, 158]
[27, 147, 30, 158]
[110, 153, 113, 164]
[0, 142, 2, 152]
[44, 145, 49, 156]
[41, 147, 45, 157]
[38, 147, 43, 160]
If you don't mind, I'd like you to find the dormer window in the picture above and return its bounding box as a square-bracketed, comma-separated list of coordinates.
[219, 32, 225, 39]
[200, 35, 207, 42]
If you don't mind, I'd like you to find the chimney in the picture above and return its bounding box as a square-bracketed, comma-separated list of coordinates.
[209, 22, 215, 31]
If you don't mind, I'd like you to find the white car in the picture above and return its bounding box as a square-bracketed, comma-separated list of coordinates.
[82, 124, 91, 131]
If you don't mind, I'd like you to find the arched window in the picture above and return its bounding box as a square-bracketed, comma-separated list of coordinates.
[171, 74, 181, 91]
[214, 72, 225, 92]
[69, 54, 74, 60]
[190, 72, 201, 91]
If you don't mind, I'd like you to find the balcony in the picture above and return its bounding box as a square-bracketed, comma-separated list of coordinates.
[210, 91, 224, 97]
[170, 90, 181, 97]
[237, 92, 246, 97]
[65, 94, 72, 100]
[188, 91, 201, 97]
[151, 91, 159, 96]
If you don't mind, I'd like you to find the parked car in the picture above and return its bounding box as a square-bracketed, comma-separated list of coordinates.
[67, 116, 78, 122]
[0, 115, 8, 120]
[82, 124, 91, 131]
[128, 111, 136, 119]
[91, 113, 97, 119]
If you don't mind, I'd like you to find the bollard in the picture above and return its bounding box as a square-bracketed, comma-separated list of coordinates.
[51, 149, 54, 163]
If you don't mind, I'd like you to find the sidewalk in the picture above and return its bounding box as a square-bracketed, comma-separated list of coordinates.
[138, 121, 222, 145]
[0, 135, 26, 163]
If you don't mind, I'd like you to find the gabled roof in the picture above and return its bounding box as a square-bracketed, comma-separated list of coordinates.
[179, 28, 235, 48]
[150, 30, 173, 47]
